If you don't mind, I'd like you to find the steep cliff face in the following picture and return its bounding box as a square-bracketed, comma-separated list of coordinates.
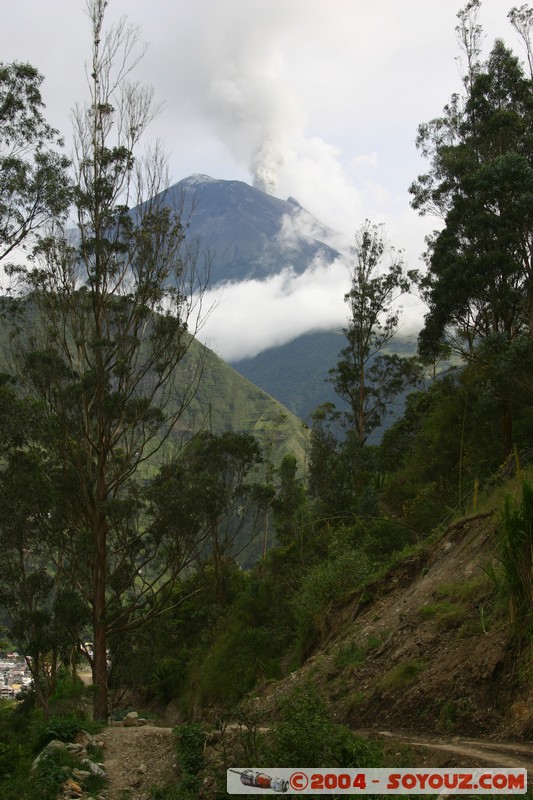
[246, 509, 531, 739]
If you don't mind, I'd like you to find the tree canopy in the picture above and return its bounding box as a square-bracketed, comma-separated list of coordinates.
[0, 62, 70, 264]
[328, 221, 421, 446]
[411, 6, 533, 360]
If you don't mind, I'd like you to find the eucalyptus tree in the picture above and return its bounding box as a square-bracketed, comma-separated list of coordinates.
[328, 221, 421, 447]
[411, 3, 533, 361]
[0, 62, 70, 263]
[410, 2, 533, 452]
[10, 0, 209, 720]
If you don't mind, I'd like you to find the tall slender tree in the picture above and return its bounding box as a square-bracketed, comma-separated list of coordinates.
[329, 221, 421, 447]
[11, 0, 209, 720]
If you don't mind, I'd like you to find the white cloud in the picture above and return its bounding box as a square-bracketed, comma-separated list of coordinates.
[197, 258, 351, 361]
[350, 152, 379, 170]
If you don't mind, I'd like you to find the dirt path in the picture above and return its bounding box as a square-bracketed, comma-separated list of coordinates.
[363, 729, 533, 778]
[97, 721, 533, 798]
[99, 724, 176, 800]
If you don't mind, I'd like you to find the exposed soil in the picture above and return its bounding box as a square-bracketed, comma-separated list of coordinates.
[99, 724, 176, 800]
[246, 512, 533, 739]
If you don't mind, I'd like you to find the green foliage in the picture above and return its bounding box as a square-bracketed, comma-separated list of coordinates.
[0, 701, 104, 800]
[272, 453, 308, 546]
[151, 431, 272, 603]
[165, 723, 206, 800]
[267, 684, 383, 768]
[328, 221, 421, 446]
[434, 575, 491, 602]
[418, 602, 465, 628]
[376, 660, 426, 693]
[292, 548, 371, 661]
[498, 480, 533, 632]
[308, 422, 382, 520]
[0, 703, 33, 796]
[189, 615, 281, 710]
[0, 62, 71, 263]
[32, 714, 82, 751]
[437, 698, 476, 734]
[175, 723, 206, 775]
[411, 32, 533, 360]
[333, 633, 382, 670]
[31, 746, 79, 800]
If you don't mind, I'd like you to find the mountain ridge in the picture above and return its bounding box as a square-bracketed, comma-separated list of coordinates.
[159, 174, 341, 285]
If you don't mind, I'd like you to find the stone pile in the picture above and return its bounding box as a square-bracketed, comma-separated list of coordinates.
[31, 729, 107, 800]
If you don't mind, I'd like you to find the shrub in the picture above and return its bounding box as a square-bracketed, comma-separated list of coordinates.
[292, 549, 371, 661]
[174, 723, 206, 775]
[499, 481, 533, 632]
[376, 659, 426, 693]
[30, 746, 79, 800]
[32, 714, 82, 752]
[267, 684, 383, 769]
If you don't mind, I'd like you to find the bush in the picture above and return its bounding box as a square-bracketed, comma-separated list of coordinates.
[376, 659, 426, 693]
[175, 723, 206, 775]
[32, 714, 82, 752]
[32, 747, 79, 800]
[267, 684, 383, 769]
[499, 481, 533, 632]
[292, 549, 371, 661]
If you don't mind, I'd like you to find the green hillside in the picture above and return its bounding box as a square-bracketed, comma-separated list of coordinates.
[174, 339, 309, 469]
[231, 329, 421, 433]
[0, 307, 309, 475]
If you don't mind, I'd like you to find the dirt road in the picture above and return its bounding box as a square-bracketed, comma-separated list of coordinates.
[99, 724, 175, 800]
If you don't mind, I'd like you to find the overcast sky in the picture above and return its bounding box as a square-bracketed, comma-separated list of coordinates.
[1, 0, 526, 359]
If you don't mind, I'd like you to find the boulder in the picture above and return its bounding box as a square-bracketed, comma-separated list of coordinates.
[80, 758, 106, 778]
[31, 739, 68, 771]
[63, 777, 83, 797]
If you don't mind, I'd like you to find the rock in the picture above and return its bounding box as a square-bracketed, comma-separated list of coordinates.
[31, 739, 68, 771]
[75, 729, 95, 746]
[71, 768, 92, 781]
[137, 762, 147, 774]
[66, 742, 85, 754]
[63, 777, 83, 796]
[138, 717, 148, 726]
[80, 758, 106, 778]
[123, 711, 139, 727]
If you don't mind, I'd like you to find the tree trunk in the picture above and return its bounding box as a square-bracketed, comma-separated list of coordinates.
[92, 514, 108, 721]
[92, 599, 108, 721]
[501, 391, 514, 456]
[358, 356, 366, 447]
[527, 273, 533, 339]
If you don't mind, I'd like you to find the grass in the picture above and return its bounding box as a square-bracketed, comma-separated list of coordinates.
[434, 575, 491, 602]
[345, 690, 369, 714]
[333, 633, 382, 670]
[418, 601, 465, 628]
[376, 659, 426, 693]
